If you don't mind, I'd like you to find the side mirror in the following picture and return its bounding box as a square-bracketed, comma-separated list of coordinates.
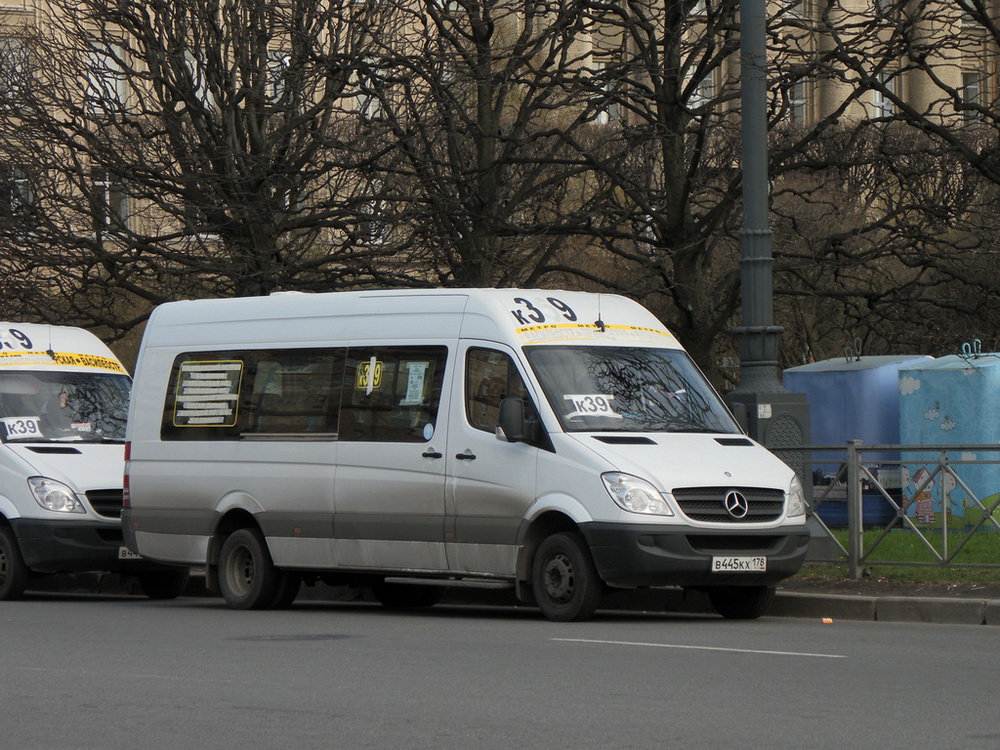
[496, 397, 525, 443]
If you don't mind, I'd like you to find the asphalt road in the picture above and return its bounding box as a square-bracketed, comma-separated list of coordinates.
[2, 593, 997, 750]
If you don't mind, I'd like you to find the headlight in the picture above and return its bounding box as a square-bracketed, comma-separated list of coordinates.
[786, 474, 806, 519]
[602, 472, 674, 516]
[28, 477, 85, 514]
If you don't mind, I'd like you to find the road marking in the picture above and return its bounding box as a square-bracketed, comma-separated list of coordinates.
[552, 637, 846, 659]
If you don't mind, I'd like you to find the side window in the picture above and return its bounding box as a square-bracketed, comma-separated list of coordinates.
[339, 346, 447, 442]
[161, 348, 345, 440]
[465, 348, 531, 433]
[245, 349, 345, 436]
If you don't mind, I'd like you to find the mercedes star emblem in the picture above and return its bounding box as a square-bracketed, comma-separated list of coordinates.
[724, 490, 750, 519]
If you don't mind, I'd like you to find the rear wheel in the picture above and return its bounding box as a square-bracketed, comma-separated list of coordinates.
[706, 585, 776, 620]
[532, 532, 602, 622]
[218, 528, 282, 610]
[371, 580, 444, 609]
[137, 568, 190, 600]
[0, 526, 28, 601]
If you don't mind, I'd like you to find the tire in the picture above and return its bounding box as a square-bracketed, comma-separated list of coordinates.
[269, 572, 301, 609]
[137, 568, 191, 600]
[371, 580, 444, 609]
[218, 528, 282, 610]
[0, 525, 29, 601]
[707, 585, 776, 620]
[531, 532, 602, 622]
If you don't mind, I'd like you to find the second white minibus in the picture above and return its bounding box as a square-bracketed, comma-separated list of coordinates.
[0, 322, 188, 600]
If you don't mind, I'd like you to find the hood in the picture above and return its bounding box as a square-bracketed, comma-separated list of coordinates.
[566, 432, 793, 491]
[6, 442, 125, 491]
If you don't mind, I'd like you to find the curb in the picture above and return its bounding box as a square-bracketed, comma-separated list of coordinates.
[771, 591, 1000, 626]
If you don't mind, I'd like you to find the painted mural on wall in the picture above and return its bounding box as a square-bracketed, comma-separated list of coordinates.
[899, 352, 1000, 526]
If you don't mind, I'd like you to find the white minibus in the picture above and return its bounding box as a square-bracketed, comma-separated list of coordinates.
[123, 289, 809, 620]
[0, 323, 188, 599]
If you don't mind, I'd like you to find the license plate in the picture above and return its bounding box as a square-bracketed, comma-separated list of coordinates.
[118, 546, 142, 560]
[712, 555, 766, 572]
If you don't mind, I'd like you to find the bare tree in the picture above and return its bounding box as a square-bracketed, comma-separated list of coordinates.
[340, 0, 611, 287]
[0, 0, 407, 337]
[3, 0, 1000, 378]
[538, 0, 1000, 384]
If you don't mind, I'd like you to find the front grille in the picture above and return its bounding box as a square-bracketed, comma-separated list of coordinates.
[672, 486, 784, 523]
[86, 489, 124, 519]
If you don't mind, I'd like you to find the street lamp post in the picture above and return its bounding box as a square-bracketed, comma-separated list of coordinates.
[723, 0, 810, 457]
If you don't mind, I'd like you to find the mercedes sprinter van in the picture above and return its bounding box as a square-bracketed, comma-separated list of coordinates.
[123, 289, 809, 620]
[0, 322, 188, 599]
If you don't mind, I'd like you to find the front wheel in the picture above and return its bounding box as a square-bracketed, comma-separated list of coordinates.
[218, 528, 282, 610]
[531, 532, 602, 622]
[0, 526, 29, 601]
[137, 568, 191, 600]
[706, 585, 776, 620]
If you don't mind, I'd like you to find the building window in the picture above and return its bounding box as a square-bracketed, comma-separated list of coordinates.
[961, 71, 982, 125]
[359, 188, 390, 246]
[266, 49, 290, 102]
[689, 71, 716, 113]
[357, 59, 385, 120]
[183, 49, 215, 108]
[871, 71, 896, 119]
[786, 79, 807, 124]
[92, 169, 129, 233]
[0, 166, 32, 216]
[873, 0, 893, 16]
[0, 37, 31, 107]
[86, 43, 128, 113]
[592, 61, 622, 125]
[785, 0, 807, 18]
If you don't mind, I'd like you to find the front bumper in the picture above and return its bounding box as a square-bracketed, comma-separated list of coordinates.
[10, 518, 171, 574]
[580, 521, 811, 588]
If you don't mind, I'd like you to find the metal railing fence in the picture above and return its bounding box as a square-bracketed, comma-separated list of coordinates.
[773, 441, 1000, 579]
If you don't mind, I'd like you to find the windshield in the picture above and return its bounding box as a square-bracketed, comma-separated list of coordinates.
[0, 371, 131, 442]
[525, 346, 740, 434]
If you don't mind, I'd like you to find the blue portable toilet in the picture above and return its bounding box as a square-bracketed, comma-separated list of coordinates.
[899, 353, 1000, 526]
[784, 355, 931, 526]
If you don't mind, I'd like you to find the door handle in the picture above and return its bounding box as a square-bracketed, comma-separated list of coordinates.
[422, 450, 443, 459]
[455, 451, 477, 460]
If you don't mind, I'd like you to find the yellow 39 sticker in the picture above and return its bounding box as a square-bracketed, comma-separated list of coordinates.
[356, 358, 383, 393]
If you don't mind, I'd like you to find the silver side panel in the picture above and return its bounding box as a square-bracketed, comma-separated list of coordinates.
[134, 531, 209, 565]
[335, 539, 449, 571]
[268, 537, 336, 568]
[447, 543, 517, 576]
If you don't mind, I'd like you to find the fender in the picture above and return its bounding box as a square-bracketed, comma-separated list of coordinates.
[213, 490, 266, 519]
[511, 492, 595, 599]
[0, 493, 21, 521]
[521, 491, 594, 529]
